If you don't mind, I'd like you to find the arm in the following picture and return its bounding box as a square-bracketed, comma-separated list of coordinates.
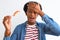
[38, 7, 60, 36]
[3, 16, 11, 40]
[42, 14, 60, 36]
[34, 4, 60, 36]
[3, 16, 18, 40]
[3, 26, 18, 40]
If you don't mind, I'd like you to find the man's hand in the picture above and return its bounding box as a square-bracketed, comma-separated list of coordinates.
[27, 3, 44, 17]
[3, 16, 11, 36]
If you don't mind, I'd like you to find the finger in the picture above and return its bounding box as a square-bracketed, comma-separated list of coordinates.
[4, 16, 11, 20]
[35, 4, 40, 10]
[3, 16, 11, 24]
[4, 20, 10, 29]
[27, 2, 36, 8]
[28, 7, 40, 13]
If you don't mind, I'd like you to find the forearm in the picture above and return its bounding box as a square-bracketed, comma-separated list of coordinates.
[4, 30, 10, 40]
[5, 30, 11, 37]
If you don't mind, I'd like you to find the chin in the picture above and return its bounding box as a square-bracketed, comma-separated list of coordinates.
[30, 21, 36, 23]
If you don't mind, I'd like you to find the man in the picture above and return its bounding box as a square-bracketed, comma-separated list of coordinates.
[3, 1, 60, 40]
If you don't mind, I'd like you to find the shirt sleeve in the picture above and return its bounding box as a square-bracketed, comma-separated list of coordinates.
[42, 14, 60, 36]
[3, 26, 18, 40]
[3, 36, 10, 40]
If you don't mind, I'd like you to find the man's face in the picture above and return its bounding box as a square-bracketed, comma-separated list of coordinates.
[26, 2, 40, 24]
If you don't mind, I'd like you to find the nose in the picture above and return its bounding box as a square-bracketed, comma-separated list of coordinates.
[31, 13, 35, 17]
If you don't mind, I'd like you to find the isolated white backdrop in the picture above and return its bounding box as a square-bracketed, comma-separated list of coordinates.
[0, 0, 60, 40]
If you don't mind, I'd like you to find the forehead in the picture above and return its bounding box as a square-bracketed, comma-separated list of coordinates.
[27, 2, 38, 8]
[27, 8, 35, 12]
[27, 2, 40, 12]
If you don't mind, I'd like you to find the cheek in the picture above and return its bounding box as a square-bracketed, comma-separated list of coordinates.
[35, 14, 38, 18]
[26, 13, 31, 17]
[26, 14, 30, 18]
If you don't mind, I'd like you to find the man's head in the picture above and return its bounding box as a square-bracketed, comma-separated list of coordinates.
[23, 1, 42, 25]
[23, 1, 42, 13]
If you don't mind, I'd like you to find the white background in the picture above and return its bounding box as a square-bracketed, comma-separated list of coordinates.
[0, 0, 60, 40]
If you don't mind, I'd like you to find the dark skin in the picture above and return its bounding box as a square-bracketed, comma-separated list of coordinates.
[3, 2, 44, 36]
[26, 2, 44, 25]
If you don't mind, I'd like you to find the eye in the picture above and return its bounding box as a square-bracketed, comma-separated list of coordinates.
[34, 12, 37, 14]
[28, 10, 32, 13]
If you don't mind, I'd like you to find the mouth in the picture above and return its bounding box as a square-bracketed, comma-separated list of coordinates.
[29, 18, 35, 21]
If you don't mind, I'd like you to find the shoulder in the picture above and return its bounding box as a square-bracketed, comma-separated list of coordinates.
[17, 22, 26, 28]
[14, 21, 26, 31]
[36, 22, 46, 28]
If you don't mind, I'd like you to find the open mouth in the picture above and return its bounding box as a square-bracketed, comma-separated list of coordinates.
[29, 18, 35, 21]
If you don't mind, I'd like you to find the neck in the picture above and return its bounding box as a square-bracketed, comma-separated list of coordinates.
[27, 21, 36, 25]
